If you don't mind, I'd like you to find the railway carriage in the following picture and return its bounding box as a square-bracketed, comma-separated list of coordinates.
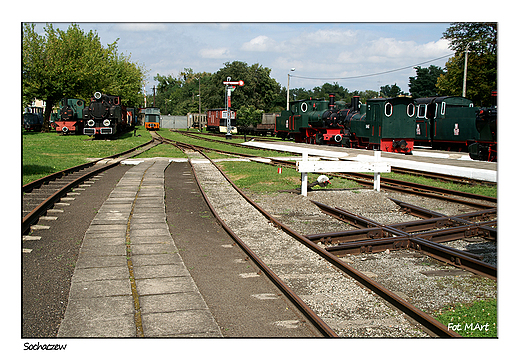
[55, 98, 85, 135]
[207, 108, 237, 133]
[275, 94, 415, 154]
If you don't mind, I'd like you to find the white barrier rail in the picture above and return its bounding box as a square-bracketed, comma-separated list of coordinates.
[296, 151, 391, 196]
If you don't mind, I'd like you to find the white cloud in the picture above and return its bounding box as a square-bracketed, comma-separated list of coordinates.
[295, 29, 358, 45]
[199, 47, 232, 59]
[241, 35, 279, 52]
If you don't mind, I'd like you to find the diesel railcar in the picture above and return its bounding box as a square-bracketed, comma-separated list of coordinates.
[144, 107, 161, 130]
[207, 108, 237, 134]
[276, 94, 415, 154]
[55, 98, 85, 135]
[83, 92, 126, 136]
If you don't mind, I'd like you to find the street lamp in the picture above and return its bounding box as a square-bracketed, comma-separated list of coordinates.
[286, 68, 295, 111]
[462, 41, 479, 98]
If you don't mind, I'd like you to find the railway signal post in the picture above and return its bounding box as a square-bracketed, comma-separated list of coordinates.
[223, 78, 244, 139]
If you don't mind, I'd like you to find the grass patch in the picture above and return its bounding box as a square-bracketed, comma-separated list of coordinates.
[383, 172, 497, 198]
[133, 142, 186, 159]
[160, 130, 295, 159]
[22, 127, 152, 185]
[434, 298, 497, 337]
[218, 161, 359, 194]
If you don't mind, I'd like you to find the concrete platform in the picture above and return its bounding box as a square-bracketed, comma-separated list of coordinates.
[243, 141, 497, 182]
[58, 159, 222, 337]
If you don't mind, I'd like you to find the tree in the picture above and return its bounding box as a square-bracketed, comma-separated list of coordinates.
[409, 65, 446, 98]
[436, 23, 497, 106]
[23, 23, 146, 131]
[205, 61, 281, 112]
[380, 84, 404, 98]
[237, 105, 263, 127]
[154, 69, 211, 115]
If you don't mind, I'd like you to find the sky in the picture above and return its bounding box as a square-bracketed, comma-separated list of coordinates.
[30, 22, 453, 96]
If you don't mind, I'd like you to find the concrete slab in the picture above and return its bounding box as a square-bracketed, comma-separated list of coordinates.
[140, 292, 208, 314]
[141, 310, 221, 337]
[136, 276, 197, 295]
[57, 296, 135, 337]
[131, 253, 183, 267]
[75, 255, 128, 269]
[69, 278, 132, 298]
[59, 158, 221, 338]
[71, 266, 129, 282]
[133, 264, 190, 279]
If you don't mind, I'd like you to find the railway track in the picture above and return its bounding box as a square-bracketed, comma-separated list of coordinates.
[22, 139, 160, 235]
[155, 131, 472, 337]
[165, 130, 496, 209]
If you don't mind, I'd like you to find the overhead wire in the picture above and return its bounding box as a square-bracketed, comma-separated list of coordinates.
[289, 53, 455, 81]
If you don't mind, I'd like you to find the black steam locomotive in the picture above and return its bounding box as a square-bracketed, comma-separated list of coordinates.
[82, 92, 128, 136]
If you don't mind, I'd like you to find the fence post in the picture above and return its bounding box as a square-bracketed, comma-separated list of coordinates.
[374, 150, 381, 191]
[301, 152, 308, 196]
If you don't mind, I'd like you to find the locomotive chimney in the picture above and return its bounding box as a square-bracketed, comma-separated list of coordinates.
[328, 94, 335, 110]
[351, 96, 360, 112]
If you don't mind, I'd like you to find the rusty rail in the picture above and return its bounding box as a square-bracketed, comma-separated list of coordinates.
[309, 201, 496, 280]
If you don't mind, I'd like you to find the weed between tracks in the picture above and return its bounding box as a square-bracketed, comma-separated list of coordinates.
[434, 298, 497, 337]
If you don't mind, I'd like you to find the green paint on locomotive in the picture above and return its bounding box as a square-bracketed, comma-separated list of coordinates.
[415, 96, 479, 145]
[276, 95, 416, 153]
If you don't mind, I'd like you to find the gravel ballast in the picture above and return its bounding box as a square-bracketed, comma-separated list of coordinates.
[192, 156, 496, 337]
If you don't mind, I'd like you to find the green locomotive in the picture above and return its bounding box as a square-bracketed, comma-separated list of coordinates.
[275, 94, 415, 154]
[414, 95, 496, 161]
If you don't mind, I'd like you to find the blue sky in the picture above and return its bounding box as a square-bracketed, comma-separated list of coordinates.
[31, 22, 453, 95]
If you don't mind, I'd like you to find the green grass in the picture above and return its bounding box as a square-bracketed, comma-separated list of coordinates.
[382, 172, 497, 198]
[159, 130, 295, 159]
[218, 161, 359, 194]
[22, 127, 498, 200]
[22, 127, 152, 185]
[434, 298, 497, 337]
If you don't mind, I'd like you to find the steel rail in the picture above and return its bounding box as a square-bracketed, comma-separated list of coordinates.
[310, 201, 496, 280]
[187, 150, 461, 338]
[165, 132, 496, 209]
[22, 162, 120, 234]
[23, 139, 160, 234]
[23, 139, 155, 193]
[184, 152, 338, 338]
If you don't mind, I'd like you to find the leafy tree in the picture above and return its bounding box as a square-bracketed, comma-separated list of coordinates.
[237, 105, 263, 127]
[204, 61, 281, 112]
[409, 65, 445, 98]
[436, 23, 497, 106]
[153, 69, 211, 115]
[23, 23, 146, 131]
[380, 83, 404, 98]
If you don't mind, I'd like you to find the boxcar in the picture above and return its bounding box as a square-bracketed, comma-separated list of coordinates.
[207, 108, 237, 133]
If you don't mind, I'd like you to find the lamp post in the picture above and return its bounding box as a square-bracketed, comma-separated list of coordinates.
[286, 68, 295, 111]
[462, 43, 469, 98]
